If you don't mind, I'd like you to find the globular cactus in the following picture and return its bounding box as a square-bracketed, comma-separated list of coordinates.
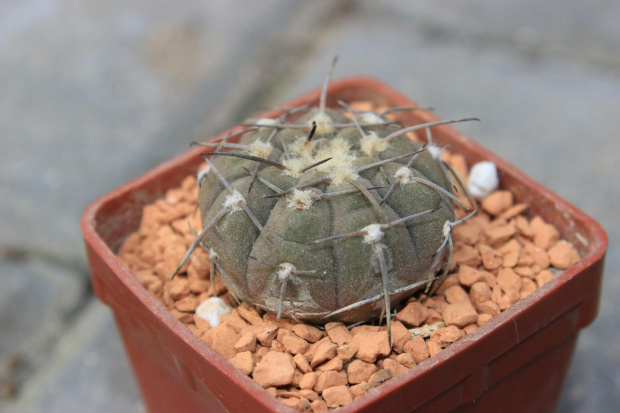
[174, 59, 477, 338]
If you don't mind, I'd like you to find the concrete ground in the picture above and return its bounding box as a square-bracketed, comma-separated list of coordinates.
[1, 1, 618, 412]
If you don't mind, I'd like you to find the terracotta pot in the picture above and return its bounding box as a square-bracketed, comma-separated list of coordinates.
[81, 77, 607, 412]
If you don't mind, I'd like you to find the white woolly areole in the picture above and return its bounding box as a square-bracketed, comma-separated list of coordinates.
[195, 297, 233, 328]
[428, 145, 443, 160]
[289, 136, 317, 158]
[308, 112, 334, 134]
[328, 137, 351, 154]
[394, 166, 413, 184]
[197, 164, 211, 182]
[330, 166, 358, 185]
[283, 158, 306, 178]
[277, 263, 296, 281]
[468, 161, 499, 200]
[314, 138, 355, 172]
[360, 131, 387, 156]
[249, 140, 273, 158]
[363, 223, 384, 244]
[287, 189, 314, 210]
[223, 189, 245, 212]
[255, 118, 278, 126]
[360, 112, 384, 124]
[443, 220, 452, 237]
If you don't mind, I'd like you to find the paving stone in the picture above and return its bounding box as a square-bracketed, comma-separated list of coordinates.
[3, 300, 143, 413]
[557, 327, 620, 413]
[358, 1, 620, 70]
[0, 0, 309, 267]
[0, 257, 87, 397]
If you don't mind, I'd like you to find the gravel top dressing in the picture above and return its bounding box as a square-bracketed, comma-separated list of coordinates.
[116, 101, 579, 412]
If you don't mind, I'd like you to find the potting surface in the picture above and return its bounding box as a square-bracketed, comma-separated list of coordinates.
[114, 112, 581, 411]
[1, 2, 618, 412]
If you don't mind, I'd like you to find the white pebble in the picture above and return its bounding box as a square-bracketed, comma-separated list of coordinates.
[468, 161, 499, 200]
[195, 297, 233, 328]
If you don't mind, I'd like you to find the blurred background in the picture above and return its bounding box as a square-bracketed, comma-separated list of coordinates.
[1, 1, 618, 411]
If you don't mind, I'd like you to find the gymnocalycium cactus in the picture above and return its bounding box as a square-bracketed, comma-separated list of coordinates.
[174, 58, 478, 339]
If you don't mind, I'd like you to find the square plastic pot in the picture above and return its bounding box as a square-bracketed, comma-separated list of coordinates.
[81, 77, 607, 413]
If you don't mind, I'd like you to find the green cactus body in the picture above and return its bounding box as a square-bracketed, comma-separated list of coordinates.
[193, 103, 469, 324]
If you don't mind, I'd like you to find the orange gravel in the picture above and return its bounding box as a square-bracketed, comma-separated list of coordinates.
[116, 103, 581, 412]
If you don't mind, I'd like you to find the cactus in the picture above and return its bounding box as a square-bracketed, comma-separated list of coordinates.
[174, 58, 477, 339]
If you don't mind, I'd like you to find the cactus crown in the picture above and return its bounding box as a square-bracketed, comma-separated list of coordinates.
[174, 58, 478, 340]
